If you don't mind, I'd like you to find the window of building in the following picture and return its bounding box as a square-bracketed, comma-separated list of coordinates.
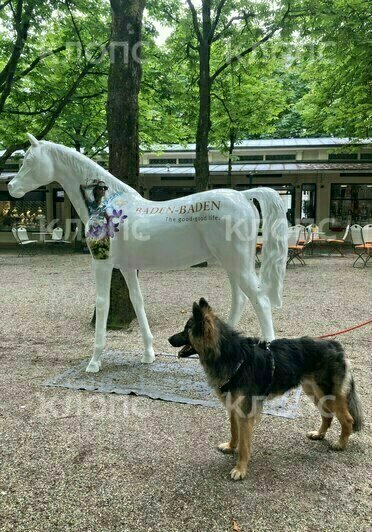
[161, 175, 194, 181]
[328, 153, 358, 161]
[238, 155, 264, 161]
[360, 153, 372, 160]
[301, 184, 317, 224]
[330, 184, 372, 230]
[149, 158, 177, 165]
[0, 189, 47, 230]
[178, 158, 195, 164]
[149, 186, 195, 200]
[265, 154, 296, 161]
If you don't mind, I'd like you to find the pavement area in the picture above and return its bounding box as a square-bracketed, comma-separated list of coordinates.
[0, 250, 371, 532]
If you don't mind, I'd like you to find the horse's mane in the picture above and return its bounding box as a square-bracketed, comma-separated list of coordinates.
[43, 141, 141, 197]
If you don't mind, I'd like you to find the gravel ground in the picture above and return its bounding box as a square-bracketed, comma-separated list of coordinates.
[0, 250, 371, 532]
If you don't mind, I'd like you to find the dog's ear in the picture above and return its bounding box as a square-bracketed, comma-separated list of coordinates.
[199, 298, 210, 310]
[192, 302, 203, 323]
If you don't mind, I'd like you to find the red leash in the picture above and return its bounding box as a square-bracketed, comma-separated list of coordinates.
[317, 318, 372, 339]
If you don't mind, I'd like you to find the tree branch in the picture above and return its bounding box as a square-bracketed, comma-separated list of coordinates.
[3, 105, 55, 115]
[186, 0, 202, 43]
[210, 0, 228, 40]
[211, 3, 292, 82]
[65, 0, 86, 62]
[0, 0, 34, 113]
[211, 91, 233, 122]
[0, 0, 11, 10]
[0, 60, 99, 172]
[73, 90, 107, 100]
[212, 12, 255, 42]
[14, 45, 67, 82]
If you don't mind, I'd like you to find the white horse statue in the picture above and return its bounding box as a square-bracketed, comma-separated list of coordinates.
[9, 134, 288, 373]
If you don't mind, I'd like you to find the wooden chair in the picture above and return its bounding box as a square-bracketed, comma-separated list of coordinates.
[287, 226, 308, 266]
[326, 224, 350, 256]
[350, 224, 372, 268]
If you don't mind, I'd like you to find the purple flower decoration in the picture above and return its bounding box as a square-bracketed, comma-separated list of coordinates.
[110, 209, 128, 225]
[106, 217, 119, 238]
[86, 219, 107, 240]
[86, 208, 127, 241]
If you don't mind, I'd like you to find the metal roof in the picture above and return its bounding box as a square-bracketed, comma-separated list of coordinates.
[140, 162, 372, 175]
[147, 137, 372, 153]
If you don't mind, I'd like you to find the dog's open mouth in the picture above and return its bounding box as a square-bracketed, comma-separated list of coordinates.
[178, 345, 196, 358]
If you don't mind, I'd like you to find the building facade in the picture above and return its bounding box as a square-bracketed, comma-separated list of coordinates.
[1, 137, 371, 244]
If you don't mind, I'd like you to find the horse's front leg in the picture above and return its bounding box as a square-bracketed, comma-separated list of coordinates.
[86, 260, 113, 373]
[121, 269, 155, 363]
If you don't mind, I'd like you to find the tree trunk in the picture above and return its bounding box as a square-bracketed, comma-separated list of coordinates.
[227, 130, 236, 187]
[104, 0, 145, 329]
[194, 1, 211, 192]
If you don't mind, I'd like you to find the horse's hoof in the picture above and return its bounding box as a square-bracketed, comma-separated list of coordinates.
[141, 353, 155, 364]
[86, 360, 101, 373]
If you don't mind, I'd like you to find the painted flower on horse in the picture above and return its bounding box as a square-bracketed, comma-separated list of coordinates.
[85, 198, 128, 260]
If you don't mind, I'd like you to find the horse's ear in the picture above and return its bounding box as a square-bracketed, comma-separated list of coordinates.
[27, 133, 39, 147]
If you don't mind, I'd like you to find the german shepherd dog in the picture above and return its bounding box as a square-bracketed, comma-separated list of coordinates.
[168, 298, 363, 481]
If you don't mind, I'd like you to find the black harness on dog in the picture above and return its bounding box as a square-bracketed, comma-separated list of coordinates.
[219, 342, 275, 395]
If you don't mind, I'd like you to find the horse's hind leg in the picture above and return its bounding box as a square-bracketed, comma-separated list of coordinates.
[121, 269, 155, 363]
[86, 260, 113, 373]
[227, 274, 247, 327]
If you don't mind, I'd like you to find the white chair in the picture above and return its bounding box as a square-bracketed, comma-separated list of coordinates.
[362, 224, 372, 244]
[44, 227, 63, 243]
[326, 224, 350, 256]
[12, 227, 38, 256]
[350, 224, 372, 268]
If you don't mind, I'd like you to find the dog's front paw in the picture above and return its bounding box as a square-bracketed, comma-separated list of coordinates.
[307, 431, 326, 441]
[230, 466, 247, 481]
[329, 440, 346, 451]
[218, 442, 236, 454]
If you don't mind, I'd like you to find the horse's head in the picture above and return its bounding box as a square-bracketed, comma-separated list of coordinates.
[8, 134, 54, 198]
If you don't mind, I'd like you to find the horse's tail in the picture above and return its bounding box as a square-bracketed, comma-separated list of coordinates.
[241, 187, 288, 308]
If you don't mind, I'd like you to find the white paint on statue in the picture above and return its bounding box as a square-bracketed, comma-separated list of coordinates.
[9, 134, 288, 373]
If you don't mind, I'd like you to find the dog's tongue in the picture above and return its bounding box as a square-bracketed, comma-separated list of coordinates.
[178, 345, 194, 358]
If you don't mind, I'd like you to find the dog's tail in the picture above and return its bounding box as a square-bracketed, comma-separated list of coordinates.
[347, 375, 363, 432]
[241, 187, 288, 308]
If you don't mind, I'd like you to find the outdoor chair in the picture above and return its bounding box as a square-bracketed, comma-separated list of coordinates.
[350, 224, 372, 268]
[306, 224, 327, 255]
[44, 227, 63, 243]
[287, 225, 308, 266]
[362, 224, 372, 244]
[44, 227, 64, 253]
[326, 224, 350, 256]
[12, 227, 38, 257]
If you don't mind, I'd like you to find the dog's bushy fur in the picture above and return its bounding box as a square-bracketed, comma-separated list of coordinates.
[169, 298, 363, 480]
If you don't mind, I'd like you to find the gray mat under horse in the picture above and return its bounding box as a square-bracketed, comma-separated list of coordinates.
[43, 351, 302, 418]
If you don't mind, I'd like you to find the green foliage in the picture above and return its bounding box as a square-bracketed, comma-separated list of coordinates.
[294, 0, 372, 138]
[0, 0, 110, 156]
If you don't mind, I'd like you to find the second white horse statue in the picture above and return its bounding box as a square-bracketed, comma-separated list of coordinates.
[9, 134, 288, 372]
